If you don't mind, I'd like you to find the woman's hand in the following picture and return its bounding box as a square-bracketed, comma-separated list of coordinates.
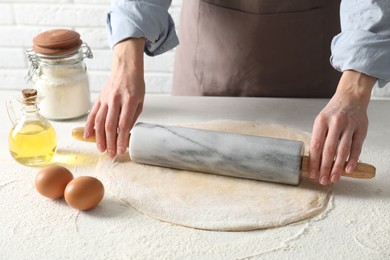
[309, 70, 376, 185]
[84, 38, 145, 157]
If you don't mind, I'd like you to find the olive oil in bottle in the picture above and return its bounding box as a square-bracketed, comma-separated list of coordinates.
[7, 89, 57, 166]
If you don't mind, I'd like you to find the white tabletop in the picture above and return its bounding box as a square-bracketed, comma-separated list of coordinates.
[1, 90, 389, 259]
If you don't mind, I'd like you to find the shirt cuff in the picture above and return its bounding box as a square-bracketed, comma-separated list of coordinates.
[106, 2, 179, 56]
[330, 30, 390, 88]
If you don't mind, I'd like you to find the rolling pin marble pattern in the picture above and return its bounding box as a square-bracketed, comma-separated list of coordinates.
[72, 123, 375, 185]
[130, 122, 304, 185]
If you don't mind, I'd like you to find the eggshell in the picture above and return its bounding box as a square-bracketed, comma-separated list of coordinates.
[35, 165, 74, 199]
[64, 176, 104, 211]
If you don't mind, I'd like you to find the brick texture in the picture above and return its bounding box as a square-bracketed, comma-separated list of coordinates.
[0, 0, 180, 95]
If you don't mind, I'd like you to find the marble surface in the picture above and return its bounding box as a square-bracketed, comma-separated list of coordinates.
[0, 90, 390, 259]
[130, 122, 303, 185]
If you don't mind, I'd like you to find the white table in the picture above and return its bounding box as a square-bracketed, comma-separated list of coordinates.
[1, 90, 389, 259]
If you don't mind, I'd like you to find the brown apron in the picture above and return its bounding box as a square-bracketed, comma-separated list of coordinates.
[172, 0, 341, 98]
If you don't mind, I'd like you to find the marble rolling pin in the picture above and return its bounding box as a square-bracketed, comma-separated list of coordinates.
[129, 122, 375, 185]
[72, 123, 376, 185]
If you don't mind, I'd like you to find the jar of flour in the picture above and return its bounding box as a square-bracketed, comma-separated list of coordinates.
[26, 29, 93, 120]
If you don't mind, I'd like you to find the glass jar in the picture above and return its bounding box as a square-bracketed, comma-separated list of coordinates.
[26, 29, 93, 120]
[7, 88, 57, 166]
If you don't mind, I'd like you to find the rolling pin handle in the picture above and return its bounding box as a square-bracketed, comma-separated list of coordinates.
[72, 127, 132, 145]
[72, 127, 97, 142]
[301, 155, 376, 179]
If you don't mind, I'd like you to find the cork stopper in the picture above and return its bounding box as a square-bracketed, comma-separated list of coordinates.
[21, 88, 38, 105]
[32, 29, 82, 55]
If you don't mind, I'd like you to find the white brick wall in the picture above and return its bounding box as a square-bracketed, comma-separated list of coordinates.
[0, 0, 388, 97]
[0, 0, 182, 94]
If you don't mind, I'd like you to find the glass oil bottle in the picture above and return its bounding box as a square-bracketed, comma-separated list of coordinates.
[7, 89, 57, 166]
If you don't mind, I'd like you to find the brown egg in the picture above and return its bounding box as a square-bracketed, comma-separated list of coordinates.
[64, 176, 104, 211]
[35, 165, 74, 199]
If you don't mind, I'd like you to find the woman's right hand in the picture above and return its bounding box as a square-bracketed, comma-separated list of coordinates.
[84, 38, 146, 157]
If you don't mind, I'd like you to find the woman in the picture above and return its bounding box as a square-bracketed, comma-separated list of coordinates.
[84, 0, 389, 185]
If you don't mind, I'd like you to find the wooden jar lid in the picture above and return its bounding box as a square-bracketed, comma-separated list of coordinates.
[32, 29, 82, 55]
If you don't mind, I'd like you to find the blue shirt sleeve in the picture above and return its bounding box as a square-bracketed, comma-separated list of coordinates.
[106, 0, 179, 56]
[330, 0, 390, 87]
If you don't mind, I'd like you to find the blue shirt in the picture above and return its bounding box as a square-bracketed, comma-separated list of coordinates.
[107, 0, 178, 56]
[107, 0, 390, 86]
[331, 0, 390, 87]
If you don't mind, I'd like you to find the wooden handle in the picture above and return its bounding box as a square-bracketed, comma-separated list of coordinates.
[72, 127, 96, 142]
[72, 127, 132, 143]
[301, 155, 375, 179]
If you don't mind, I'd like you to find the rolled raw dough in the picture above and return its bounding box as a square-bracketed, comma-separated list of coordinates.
[96, 120, 331, 231]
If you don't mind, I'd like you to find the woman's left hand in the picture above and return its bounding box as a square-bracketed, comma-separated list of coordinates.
[309, 70, 376, 185]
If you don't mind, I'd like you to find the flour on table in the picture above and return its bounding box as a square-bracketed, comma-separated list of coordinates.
[96, 120, 331, 231]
